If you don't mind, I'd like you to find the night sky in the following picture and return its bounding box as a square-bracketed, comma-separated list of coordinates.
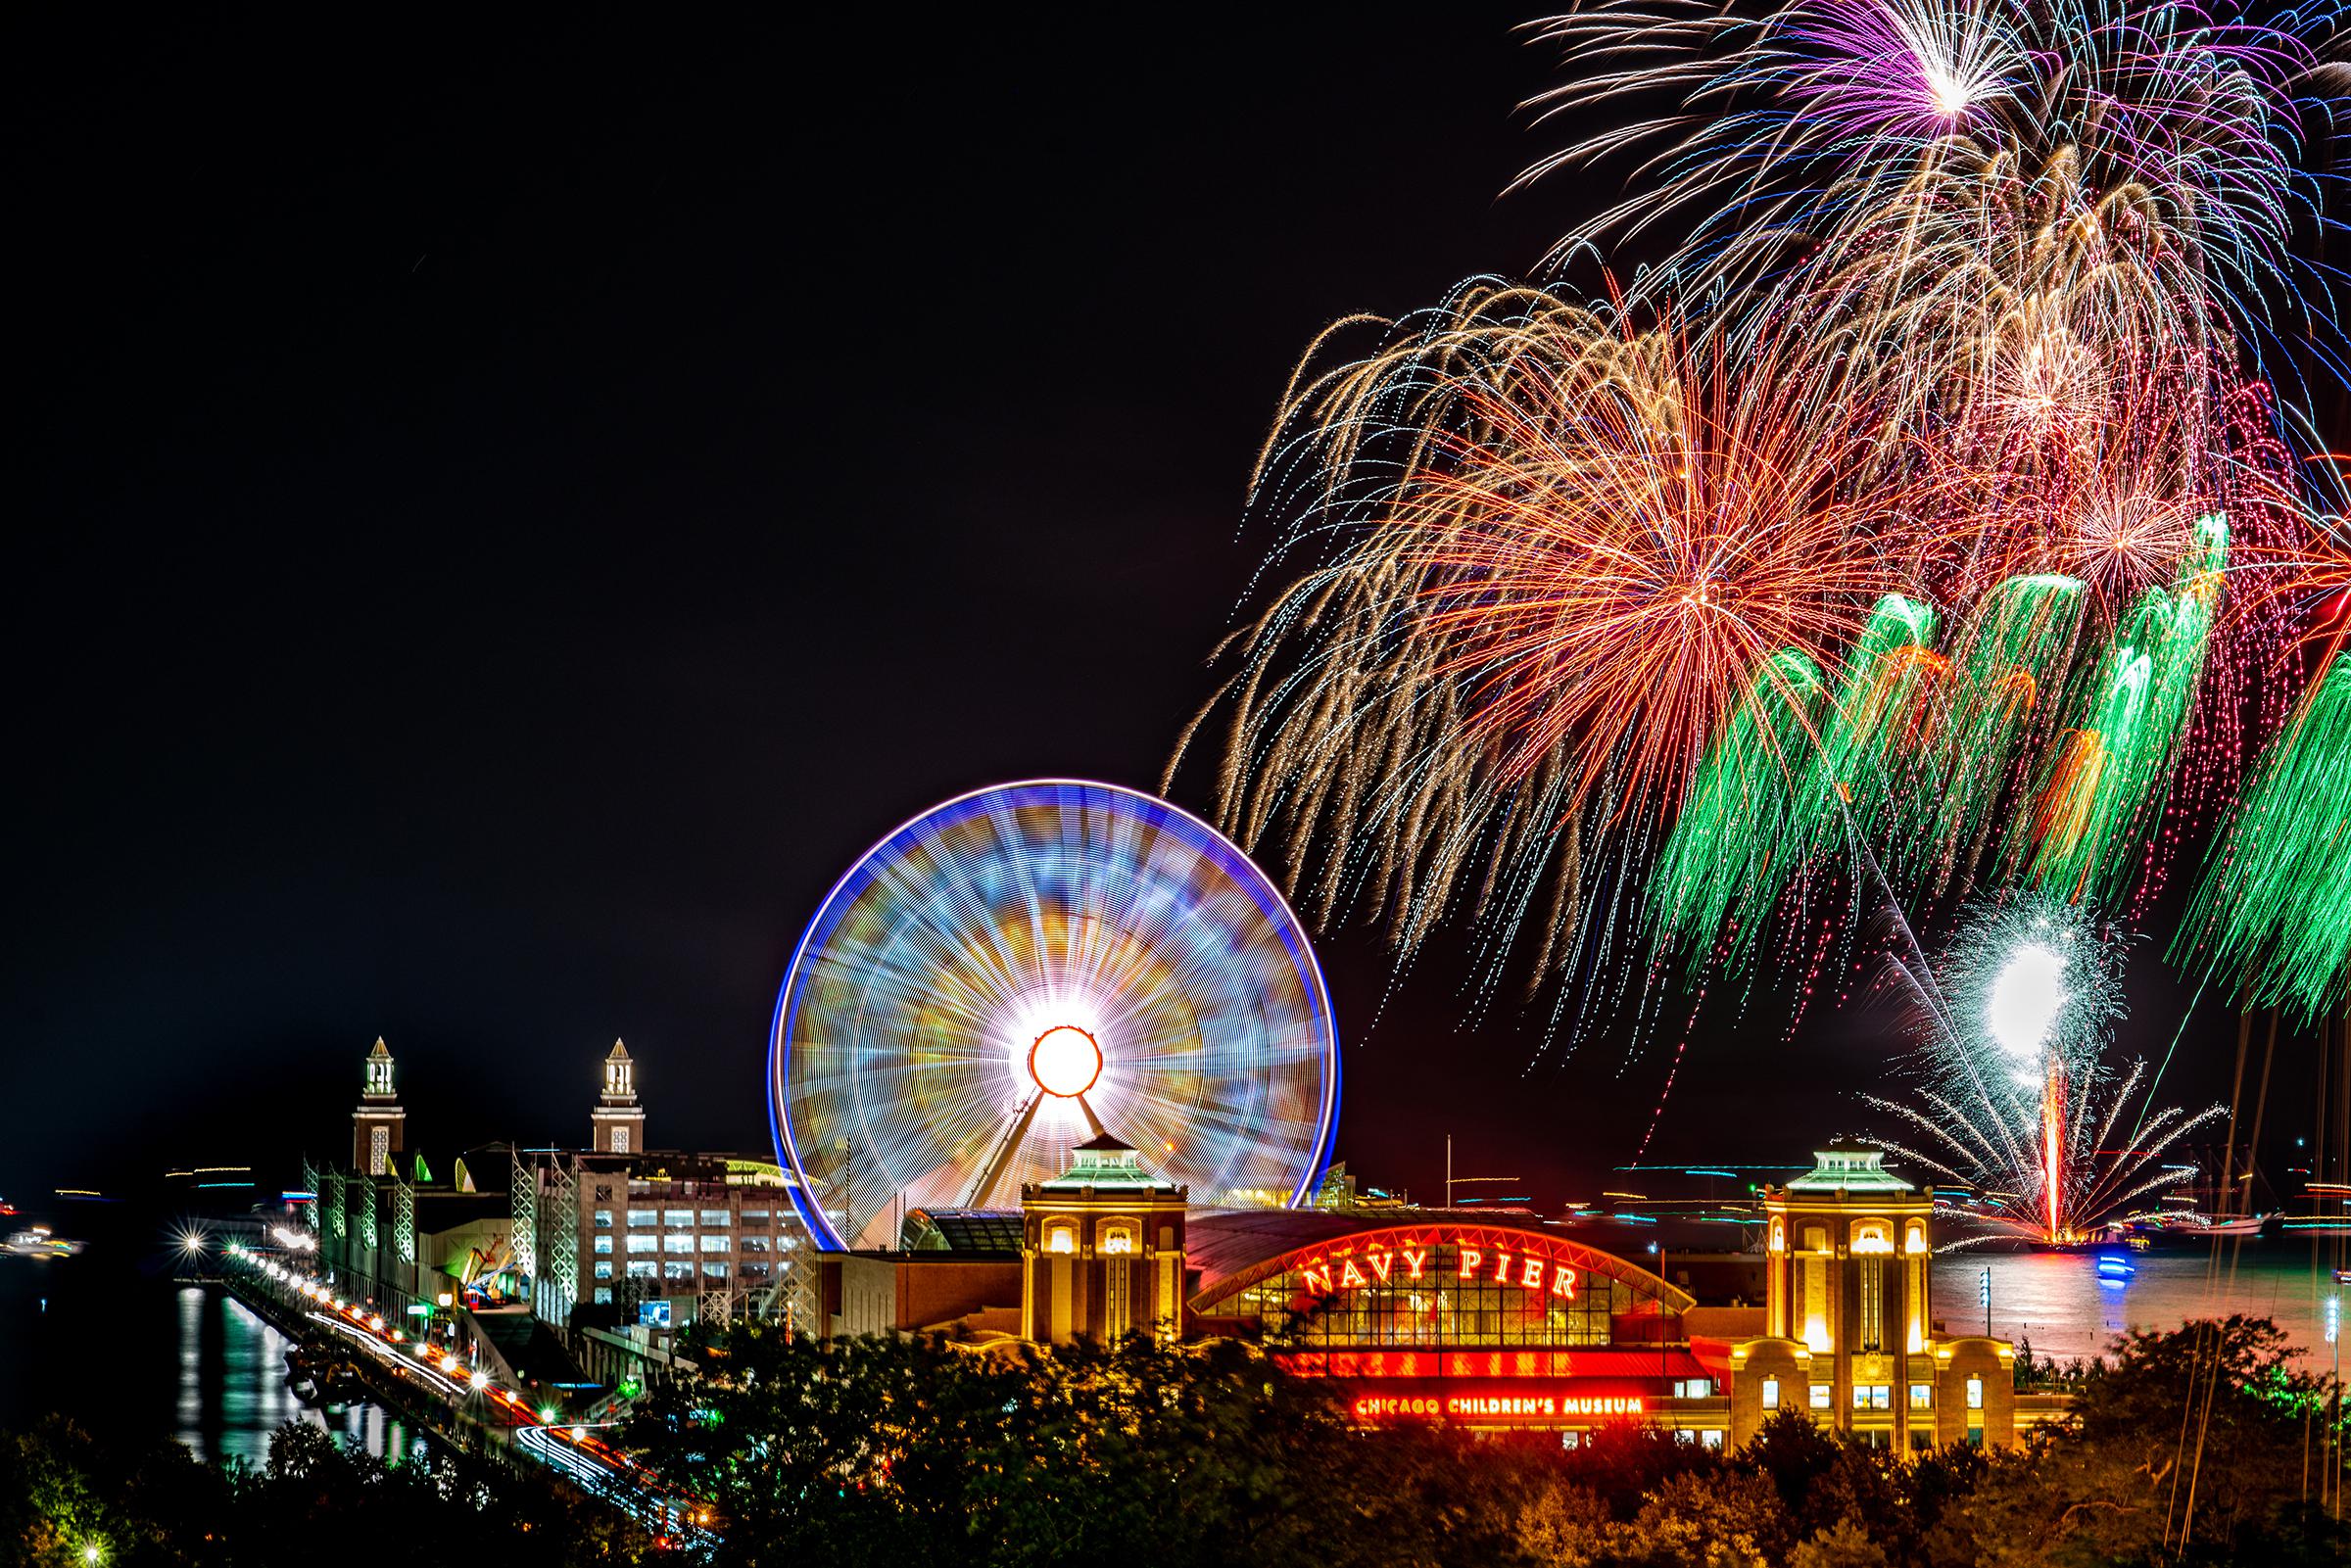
[7, 10, 2315, 1213]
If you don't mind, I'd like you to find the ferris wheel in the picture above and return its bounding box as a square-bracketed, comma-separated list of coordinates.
[769, 780, 1341, 1251]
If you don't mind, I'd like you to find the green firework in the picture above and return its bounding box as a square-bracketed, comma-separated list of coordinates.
[1899, 573, 2087, 897]
[2176, 656, 2351, 1022]
[1647, 646, 1827, 973]
[2025, 516, 2224, 905]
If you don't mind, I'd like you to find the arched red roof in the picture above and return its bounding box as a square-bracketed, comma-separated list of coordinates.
[1185, 1209, 1696, 1313]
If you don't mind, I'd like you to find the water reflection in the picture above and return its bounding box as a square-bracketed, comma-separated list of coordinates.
[169, 1287, 424, 1468]
[1932, 1249, 2343, 1366]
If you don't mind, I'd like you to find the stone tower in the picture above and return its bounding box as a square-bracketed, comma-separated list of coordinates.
[591, 1038, 646, 1154]
[352, 1037, 406, 1175]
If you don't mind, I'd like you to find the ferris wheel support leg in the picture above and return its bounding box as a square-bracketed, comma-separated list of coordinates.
[965, 1089, 1046, 1212]
[1077, 1093, 1107, 1142]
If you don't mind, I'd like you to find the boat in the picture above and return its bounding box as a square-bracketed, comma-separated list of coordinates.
[2331, 1268, 2351, 1285]
[2, 1226, 82, 1259]
[2094, 1252, 2135, 1282]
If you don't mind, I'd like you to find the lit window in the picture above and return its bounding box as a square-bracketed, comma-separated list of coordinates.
[594, 1287, 612, 1305]
[1852, 1385, 1891, 1410]
[1559, 1431, 1581, 1450]
[663, 1260, 693, 1280]
[593, 1211, 613, 1229]
[1046, 1226, 1075, 1255]
[1966, 1376, 1984, 1410]
[1700, 1430, 1723, 1450]
[741, 1261, 771, 1279]
[702, 1261, 729, 1279]
[1673, 1429, 1695, 1445]
[699, 1235, 730, 1254]
[663, 1235, 694, 1255]
[626, 1235, 657, 1255]
[594, 1237, 612, 1255]
[594, 1261, 612, 1280]
[1909, 1384, 1932, 1409]
[663, 1211, 693, 1227]
[741, 1235, 771, 1254]
[1100, 1225, 1135, 1255]
[1809, 1385, 1831, 1410]
[1761, 1377, 1779, 1410]
[700, 1210, 729, 1227]
[625, 1260, 656, 1279]
[741, 1209, 769, 1223]
[627, 1211, 657, 1227]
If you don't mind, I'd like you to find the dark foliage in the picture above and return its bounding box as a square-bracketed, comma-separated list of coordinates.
[634, 1316, 2351, 1567]
[0, 1416, 647, 1568]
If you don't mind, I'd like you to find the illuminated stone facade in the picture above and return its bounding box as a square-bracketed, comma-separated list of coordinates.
[1020, 1134, 1188, 1345]
[1742, 1150, 2016, 1449]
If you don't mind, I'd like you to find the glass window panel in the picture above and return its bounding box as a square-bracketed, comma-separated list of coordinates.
[702, 1261, 729, 1279]
[627, 1211, 657, 1227]
[700, 1210, 729, 1227]
[593, 1211, 613, 1228]
[593, 1237, 612, 1255]
[626, 1235, 657, 1255]
[663, 1260, 694, 1280]
[699, 1235, 730, 1253]
[663, 1235, 694, 1255]
[594, 1261, 612, 1279]
[625, 1260, 657, 1279]
[663, 1211, 693, 1227]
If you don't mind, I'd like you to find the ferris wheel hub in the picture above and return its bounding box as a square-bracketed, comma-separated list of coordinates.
[1028, 1024, 1103, 1098]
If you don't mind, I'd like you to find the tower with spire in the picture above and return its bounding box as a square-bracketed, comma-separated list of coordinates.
[352, 1037, 406, 1175]
[591, 1039, 646, 1154]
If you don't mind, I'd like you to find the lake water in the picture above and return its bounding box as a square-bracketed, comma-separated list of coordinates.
[0, 1223, 422, 1470]
[1936, 1245, 2347, 1369]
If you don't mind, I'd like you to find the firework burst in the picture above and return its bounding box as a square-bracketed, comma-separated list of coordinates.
[1864, 894, 2224, 1243]
[1172, 1, 2349, 1072]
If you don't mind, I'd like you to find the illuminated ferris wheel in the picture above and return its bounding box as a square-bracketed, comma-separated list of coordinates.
[769, 780, 1341, 1251]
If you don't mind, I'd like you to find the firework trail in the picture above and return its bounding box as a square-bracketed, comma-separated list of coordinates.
[2176, 656, 2351, 1022]
[1865, 895, 2224, 1243]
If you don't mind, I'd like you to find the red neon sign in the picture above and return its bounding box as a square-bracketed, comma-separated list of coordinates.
[1295, 1235, 1577, 1302]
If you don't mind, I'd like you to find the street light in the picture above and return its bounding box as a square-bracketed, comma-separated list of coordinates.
[81, 1545, 101, 1566]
